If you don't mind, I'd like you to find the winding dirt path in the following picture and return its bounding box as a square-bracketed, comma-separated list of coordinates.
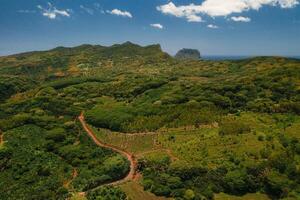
[64, 168, 78, 189]
[78, 113, 137, 187]
[0, 132, 3, 145]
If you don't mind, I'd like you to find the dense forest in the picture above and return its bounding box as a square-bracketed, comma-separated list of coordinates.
[0, 42, 299, 200]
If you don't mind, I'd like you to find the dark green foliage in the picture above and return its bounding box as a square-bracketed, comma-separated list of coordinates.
[0, 76, 33, 102]
[86, 102, 219, 132]
[45, 76, 110, 89]
[86, 105, 134, 131]
[265, 171, 292, 198]
[224, 170, 251, 194]
[0, 125, 70, 200]
[0, 113, 129, 199]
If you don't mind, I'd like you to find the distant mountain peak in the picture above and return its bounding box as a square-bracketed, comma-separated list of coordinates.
[123, 41, 136, 45]
[175, 48, 201, 60]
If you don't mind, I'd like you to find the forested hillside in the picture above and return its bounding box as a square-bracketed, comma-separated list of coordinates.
[0, 42, 299, 200]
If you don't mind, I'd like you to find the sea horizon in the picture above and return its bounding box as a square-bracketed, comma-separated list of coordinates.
[202, 55, 300, 61]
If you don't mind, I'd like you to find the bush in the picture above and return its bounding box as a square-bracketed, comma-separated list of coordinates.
[257, 133, 265, 141]
[260, 147, 271, 159]
[152, 185, 171, 196]
[224, 170, 249, 195]
[184, 189, 195, 200]
[268, 152, 290, 173]
[45, 128, 66, 143]
[265, 171, 291, 198]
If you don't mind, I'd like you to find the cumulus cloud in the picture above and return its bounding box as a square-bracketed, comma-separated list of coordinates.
[207, 24, 219, 28]
[37, 3, 71, 19]
[231, 16, 251, 22]
[156, 2, 204, 22]
[157, 0, 299, 22]
[150, 23, 164, 29]
[107, 9, 132, 18]
[80, 5, 94, 15]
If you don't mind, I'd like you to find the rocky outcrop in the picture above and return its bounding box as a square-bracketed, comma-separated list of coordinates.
[175, 48, 201, 60]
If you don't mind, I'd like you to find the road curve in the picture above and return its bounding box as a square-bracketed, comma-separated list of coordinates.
[78, 112, 137, 187]
[0, 132, 3, 145]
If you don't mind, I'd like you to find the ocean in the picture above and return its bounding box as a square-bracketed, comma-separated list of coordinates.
[202, 56, 300, 61]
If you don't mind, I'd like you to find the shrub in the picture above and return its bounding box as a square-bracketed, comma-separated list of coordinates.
[260, 147, 271, 159]
[265, 171, 291, 198]
[45, 128, 66, 142]
[184, 189, 195, 200]
[257, 134, 265, 141]
[224, 170, 249, 195]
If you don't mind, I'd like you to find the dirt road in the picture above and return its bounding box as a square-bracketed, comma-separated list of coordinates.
[78, 113, 137, 187]
[64, 168, 78, 189]
[0, 133, 3, 145]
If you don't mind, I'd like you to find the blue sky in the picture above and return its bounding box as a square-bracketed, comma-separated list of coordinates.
[0, 0, 299, 56]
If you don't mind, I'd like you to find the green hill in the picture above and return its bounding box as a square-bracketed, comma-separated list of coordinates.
[0, 43, 299, 200]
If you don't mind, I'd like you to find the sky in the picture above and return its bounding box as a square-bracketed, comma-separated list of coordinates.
[0, 0, 300, 56]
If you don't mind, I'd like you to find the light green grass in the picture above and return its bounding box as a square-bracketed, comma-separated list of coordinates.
[215, 193, 270, 200]
[70, 193, 87, 200]
[92, 127, 161, 154]
[120, 181, 171, 200]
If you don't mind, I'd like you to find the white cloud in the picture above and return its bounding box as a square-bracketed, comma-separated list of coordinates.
[150, 23, 164, 29]
[187, 14, 203, 22]
[157, 0, 299, 22]
[231, 16, 251, 22]
[279, 0, 300, 8]
[107, 9, 132, 18]
[80, 5, 94, 15]
[207, 24, 219, 28]
[156, 2, 204, 22]
[37, 3, 71, 19]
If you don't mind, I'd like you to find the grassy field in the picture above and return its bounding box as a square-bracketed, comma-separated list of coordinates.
[92, 127, 161, 154]
[70, 193, 87, 200]
[120, 181, 171, 200]
[91, 111, 289, 167]
[214, 193, 270, 200]
[89, 111, 300, 199]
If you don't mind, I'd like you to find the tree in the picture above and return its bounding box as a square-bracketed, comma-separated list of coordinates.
[265, 171, 291, 198]
[184, 189, 195, 200]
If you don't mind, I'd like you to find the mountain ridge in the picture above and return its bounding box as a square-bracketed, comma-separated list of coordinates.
[1, 42, 165, 58]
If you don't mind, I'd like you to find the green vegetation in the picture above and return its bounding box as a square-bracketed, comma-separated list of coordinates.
[0, 118, 129, 199]
[138, 113, 300, 199]
[86, 186, 127, 200]
[0, 42, 299, 199]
